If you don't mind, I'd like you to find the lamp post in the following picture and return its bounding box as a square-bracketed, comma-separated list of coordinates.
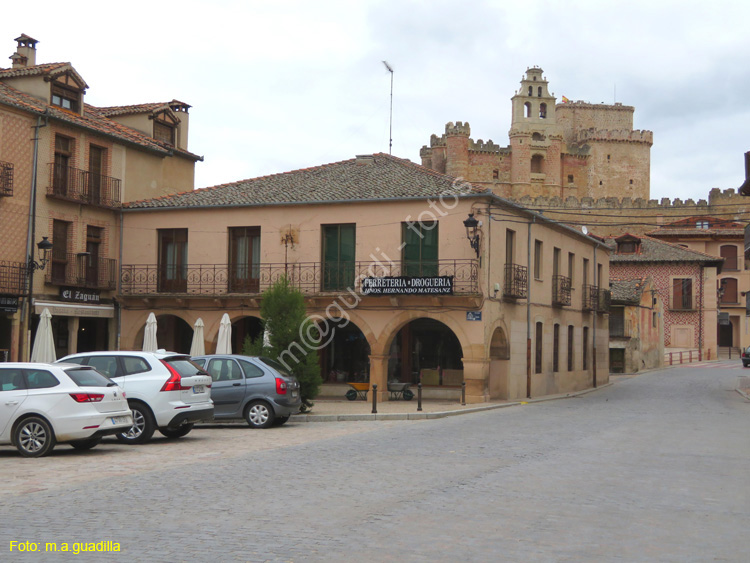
[463, 213, 480, 257]
[23, 236, 52, 361]
[27, 236, 53, 273]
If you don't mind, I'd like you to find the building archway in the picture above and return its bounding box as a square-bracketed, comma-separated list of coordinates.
[488, 325, 511, 399]
[156, 314, 193, 353]
[319, 319, 371, 384]
[386, 318, 464, 386]
[232, 315, 264, 354]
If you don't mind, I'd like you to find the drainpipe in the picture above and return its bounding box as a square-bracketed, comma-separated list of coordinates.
[592, 245, 597, 388]
[117, 210, 124, 350]
[21, 114, 48, 361]
[526, 216, 534, 398]
[699, 264, 704, 360]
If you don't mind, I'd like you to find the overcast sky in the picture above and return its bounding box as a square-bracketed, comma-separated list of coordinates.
[4, 0, 749, 202]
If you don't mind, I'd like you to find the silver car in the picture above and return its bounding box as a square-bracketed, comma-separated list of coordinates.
[191, 355, 301, 428]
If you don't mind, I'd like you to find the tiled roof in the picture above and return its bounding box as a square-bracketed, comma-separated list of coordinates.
[610, 277, 647, 304]
[124, 153, 490, 209]
[97, 101, 180, 117]
[605, 235, 724, 265]
[0, 81, 201, 161]
[646, 216, 744, 237]
[0, 61, 80, 81]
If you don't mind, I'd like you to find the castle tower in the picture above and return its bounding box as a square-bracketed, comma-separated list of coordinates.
[508, 67, 563, 196]
[444, 121, 470, 179]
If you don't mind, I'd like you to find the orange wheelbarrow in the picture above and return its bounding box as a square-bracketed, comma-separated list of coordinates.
[345, 382, 370, 401]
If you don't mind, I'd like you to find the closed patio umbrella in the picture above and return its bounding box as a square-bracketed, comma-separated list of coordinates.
[30, 308, 56, 363]
[189, 318, 205, 356]
[142, 312, 158, 352]
[216, 313, 232, 354]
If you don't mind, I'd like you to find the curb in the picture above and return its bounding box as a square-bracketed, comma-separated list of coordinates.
[290, 382, 614, 423]
[736, 388, 750, 401]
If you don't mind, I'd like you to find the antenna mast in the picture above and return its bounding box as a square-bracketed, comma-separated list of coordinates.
[383, 61, 394, 154]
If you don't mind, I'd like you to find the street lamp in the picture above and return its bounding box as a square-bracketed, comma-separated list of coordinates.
[28, 236, 53, 273]
[463, 213, 480, 257]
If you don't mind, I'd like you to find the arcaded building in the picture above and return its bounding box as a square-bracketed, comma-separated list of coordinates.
[420, 67, 653, 202]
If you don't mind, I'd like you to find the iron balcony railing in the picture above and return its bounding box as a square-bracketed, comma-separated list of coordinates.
[503, 263, 527, 299]
[0, 160, 13, 197]
[0, 261, 26, 294]
[669, 293, 694, 311]
[46, 253, 117, 290]
[120, 259, 480, 296]
[582, 284, 611, 313]
[552, 275, 571, 306]
[47, 163, 122, 208]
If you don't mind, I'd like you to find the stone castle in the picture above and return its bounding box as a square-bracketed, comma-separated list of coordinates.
[420, 66, 748, 236]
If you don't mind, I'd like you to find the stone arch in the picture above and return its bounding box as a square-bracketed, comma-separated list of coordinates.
[231, 315, 264, 354]
[488, 323, 511, 399]
[317, 318, 372, 384]
[374, 311, 473, 359]
[524, 101, 532, 118]
[130, 311, 193, 352]
[489, 325, 510, 360]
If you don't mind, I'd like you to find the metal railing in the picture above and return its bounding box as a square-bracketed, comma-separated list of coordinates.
[664, 349, 702, 365]
[47, 163, 121, 207]
[582, 284, 598, 311]
[609, 316, 631, 338]
[46, 253, 117, 290]
[0, 261, 26, 294]
[598, 288, 611, 313]
[0, 160, 13, 197]
[503, 263, 527, 299]
[121, 259, 480, 296]
[668, 294, 694, 311]
[552, 275, 571, 306]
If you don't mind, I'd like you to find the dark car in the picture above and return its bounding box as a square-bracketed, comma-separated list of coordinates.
[191, 355, 301, 428]
[742, 347, 750, 367]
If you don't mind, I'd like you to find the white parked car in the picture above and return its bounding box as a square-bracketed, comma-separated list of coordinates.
[57, 351, 214, 444]
[0, 363, 133, 457]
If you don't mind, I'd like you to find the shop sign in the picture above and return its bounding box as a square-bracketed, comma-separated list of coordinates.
[0, 294, 19, 313]
[60, 287, 101, 304]
[361, 276, 453, 295]
[466, 311, 482, 321]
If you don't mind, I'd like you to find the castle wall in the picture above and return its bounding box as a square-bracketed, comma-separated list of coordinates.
[556, 102, 635, 138]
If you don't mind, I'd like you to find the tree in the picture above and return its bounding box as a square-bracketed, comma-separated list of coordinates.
[242, 276, 322, 411]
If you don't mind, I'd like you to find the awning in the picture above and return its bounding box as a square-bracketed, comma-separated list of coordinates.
[33, 300, 115, 318]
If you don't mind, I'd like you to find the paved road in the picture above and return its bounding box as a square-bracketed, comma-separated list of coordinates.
[3, 364, 748, 562]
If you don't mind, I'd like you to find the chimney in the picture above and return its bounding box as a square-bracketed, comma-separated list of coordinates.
[739, 151, 750, 196]
[11, 34, 38, 68]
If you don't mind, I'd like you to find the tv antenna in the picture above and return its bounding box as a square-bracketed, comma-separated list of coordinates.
[382, 60, 394, 154]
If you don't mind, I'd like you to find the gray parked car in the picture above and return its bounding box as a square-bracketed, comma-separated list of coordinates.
[191, 355, 301, 428]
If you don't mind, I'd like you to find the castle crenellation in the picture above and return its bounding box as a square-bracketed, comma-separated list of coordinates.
[576, 128, 653, 145]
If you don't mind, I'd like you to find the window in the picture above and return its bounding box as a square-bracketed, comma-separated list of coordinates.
[207, 359, 243, 381]
[618, 241, 637, 254]
[652, 312, 657, 328]
[86, 356, 118, 378]
[402, 221, 438, 277]
[524, 102, 532, 118]
[567, 174, 574, 184]
[122, 356, 150, 375]
[568, 252, 575, 285]
[158, 228, 188, 292]
[532, 132, 543, 141]
[535, 322, 543, 374]
[505, 229, 515, 265]
[88, 145, 105, 204]
[672, 278, 693, 310]
[567, 325, 574, 371]
[493, 169, 499, 180]
[53, 135, 73, 196]
[51, 82, 81, 112]
[239, 359, 265, 378]
[583, 327, 589, 370]
[51, 219, 70, 283]
[0, 160, 13, 196]
[720, 245, 738, 270]
[720, 278, 738, 304]
[534, 240, 543, 279]
[539, 103, 547, 118]
[553, 324, 560, 372]
[323, 224, 356, 290]
[66, 368, 113, 388]
[531, 154, 544, 174]
[229, 227, 261, 293]
[25, 370, 60, 389]
[153, 120, 175, 146]
[538, 86, 542, 97]
[582, 258, 589, 287]
[85, 226, 102, 287]
[696, 220, 709, 229]
[528, 86, 533, 96]
[0, 369, 25, 391]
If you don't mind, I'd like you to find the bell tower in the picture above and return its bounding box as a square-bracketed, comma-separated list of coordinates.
[508, 67, 562, 196]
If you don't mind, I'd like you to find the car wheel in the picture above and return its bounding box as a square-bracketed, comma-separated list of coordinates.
[69, 436, 102, 450]
[116, 403, 156, 444]
[245, 401, 275, 429]
[159, 424, 194, 439]
[14, 417, 56, 458]
[274, 416, 290, 426]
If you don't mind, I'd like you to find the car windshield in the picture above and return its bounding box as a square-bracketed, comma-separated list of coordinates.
[164, 357, 208, 376]
[258, 357, 293, 377]
[65, 367, 116, 387]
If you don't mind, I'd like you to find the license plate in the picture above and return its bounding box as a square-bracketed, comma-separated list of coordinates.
[292, 390, 298, 398]
[193, 385, 205, 394]
[111, 416, 131, 425]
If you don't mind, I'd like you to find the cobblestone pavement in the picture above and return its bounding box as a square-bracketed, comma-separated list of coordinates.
[3, 364, 748, 562]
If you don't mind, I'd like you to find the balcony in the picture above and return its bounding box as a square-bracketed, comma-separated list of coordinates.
[582, 284, 611, 313]
[669, 294, 694, 311]
[0, 160, 13, 196]
[503, 263, 527, 299]
[47, 163, 121, 208]
[46, 253, 117, 290]
[0, 261, 26, 294]
[552, 275, 571, 306]
[120, 259, 480, 297]
[609, 316, 632, 338]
